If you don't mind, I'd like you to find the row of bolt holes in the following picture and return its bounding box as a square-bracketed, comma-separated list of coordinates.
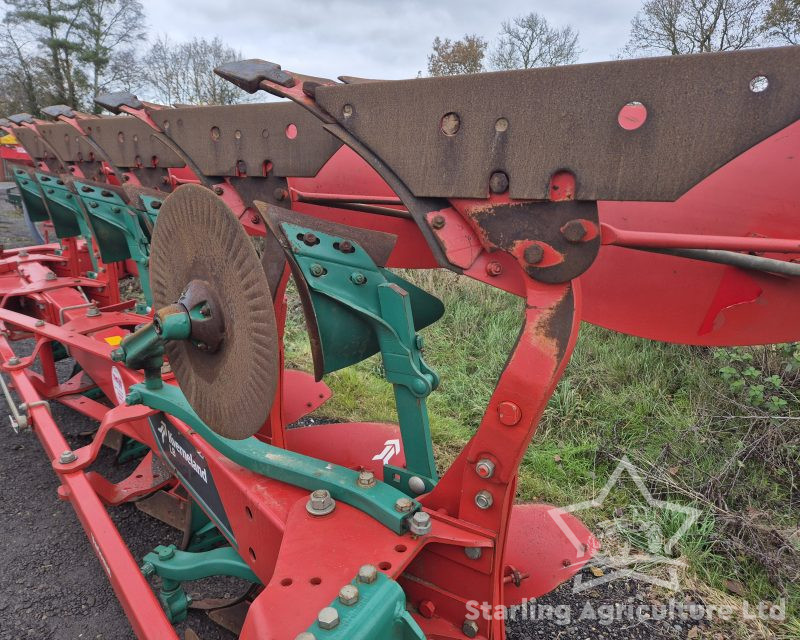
[243, 505, 404, 581]
[438, 76, 770, 136]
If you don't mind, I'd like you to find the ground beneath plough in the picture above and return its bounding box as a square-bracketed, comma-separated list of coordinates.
[0, 201, 709, 639]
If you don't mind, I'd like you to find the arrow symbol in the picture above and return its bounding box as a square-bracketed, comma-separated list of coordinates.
[372, 439, 401, 465]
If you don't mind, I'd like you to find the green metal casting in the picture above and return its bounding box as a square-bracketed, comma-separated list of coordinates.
[11, 167, 50, 223]
[282, 222, 441, 496]
[128, 382, 419, 535]
[303, 569, 425, 639]
[72, 180, 154, 305]
[140, 544, 259, 623]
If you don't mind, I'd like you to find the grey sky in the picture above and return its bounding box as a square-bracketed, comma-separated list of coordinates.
[142, 0, 643, 79]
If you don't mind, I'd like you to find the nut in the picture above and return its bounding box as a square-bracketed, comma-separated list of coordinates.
[475, 490, 494, 510]
[430, 215, 446, 230]
[464, 547, 483, 560]
[408, 511, 432, 535]
[317, 607, 339, 630]
[357, 564, 378, 584]
[561, 219, 587, 242]
[475, 459, 496, 479]
[306, 489, 335, 516]
[485, 261, 503, 277]
[394, 497, 414, 512]
[338, 584, 359, 606]
[59, 450, 77, 464]
[357, 470, 376, 488]
[418, 599, 436, 619]
[462, 619, 479, 638]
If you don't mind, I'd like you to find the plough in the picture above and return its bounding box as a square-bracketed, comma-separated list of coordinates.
[0, 45, 798, 639]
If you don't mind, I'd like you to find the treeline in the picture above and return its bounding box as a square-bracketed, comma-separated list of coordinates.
[0, 0, 251, 117]
[427, 0, 799, 76]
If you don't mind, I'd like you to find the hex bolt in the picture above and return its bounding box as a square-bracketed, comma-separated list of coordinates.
[45, 272, 56, 281]
[357, 470, 376, 488]
[338, 240, 354, 253]
[59, 450, 77, 464]
[485, 261, 503, 277]
[306, 489, 335, 516]
[489, 171, 509, 194]
[475, 490, 494, 510]
[86, 305, 100, 317]
[309, 264, 325, 277]
[394, 497, 414, 512]
[357, 564, 378, 584]
[561, 219, 587, 243]
[497, 401, 522, 426]
[213, 186, 224, 195]
[523, 244, 544, 265]
[302, 232, 319, 246]
[463, 619, 479, 638]
[273, 187, 288, 201]
[338, 584, 359, 606]
[464, 547, 483, 560]
[295, 633, 317, 640]
[140, 562, 155, 577]
[317, 607, 339, 630]
[350, 272, 367, 285]
[18, 250, 28, 257]
[7, 357, 20, 366]
[409, 511, 432, 536]
[418, 599, 436, 619]
[430, 215, 446, 230]
[475, 459, 496, 479]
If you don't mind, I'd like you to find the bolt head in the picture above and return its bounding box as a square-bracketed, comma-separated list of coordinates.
[475, 490, 494, 510]
[463, 619, 479, 638]
[394, 497, 413, 512]
[464, 547, 483, 560]
[485, 261, 503, 277]
[430, 215, 446, 230]
[7, 357, 20, 366]
[349, 272, 366, 285]
[317, 606, 339, 630]
[357, 564, 378, 584]
[407, 476, 426, 494]
[489, 171, 509, 194]
[338, 584, 359, 606]
[357, 470, 376, 488]
[306, 489, 335, 516]
[309, 264, 325, 277]
[497, 401, 522, 426]
[561, 219, 588, 242]
[302, 232, 319, 246]
[418, 599, 436, 619]
[475, 458, 496, 479]
[409, 511, 432, 535]
[45, 272, 56, 281]
[213, 186, 224, 195]
[59, 450, 77, 464]
[523, 244, 544, 265]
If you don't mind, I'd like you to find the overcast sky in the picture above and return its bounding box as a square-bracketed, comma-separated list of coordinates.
[141, 0, 643, 80]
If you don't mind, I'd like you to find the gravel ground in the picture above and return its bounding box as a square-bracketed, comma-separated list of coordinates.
[0, 200, 709, 640]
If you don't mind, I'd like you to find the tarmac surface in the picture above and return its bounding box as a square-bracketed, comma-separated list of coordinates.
[0, 199, 702, 639]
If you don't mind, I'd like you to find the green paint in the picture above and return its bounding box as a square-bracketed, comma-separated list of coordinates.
[303, 570, 425, 639]
[129, 383, 418, 535]
[282, 223, 441, 494]
[11, 168, 49, 223]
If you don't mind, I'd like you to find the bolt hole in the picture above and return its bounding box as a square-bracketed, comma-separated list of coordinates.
[211, 126, 221, 141]
[117, 132, 124, 143]
[234, 129, 242, 139]
[248, 547, 256, 560]
[262, 160, 273, 176]
[378, 561, 392, 571]
[285, 123, 298, 139]
[440, 112, 460, 136]
[617, 101, 647, 131]
[394, 545, 407, 553]
[135, 474, 143, 479]
[495, 117, 508, 132]
[245, 506, 253, 520]
[750, 75, 769, 93]
[280, 578, 292, 586]
[310, 576, 322, 585]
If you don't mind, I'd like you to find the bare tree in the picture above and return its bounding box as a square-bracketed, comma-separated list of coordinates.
[624, 0, 769, 56]
[427, 34, 487, 76]
[764, 0, 800, 43]
[141, 35, 249, 105]
[78, 0, 145, 109]
[0, 20, 43, 114]
[491, 12, 581, 70]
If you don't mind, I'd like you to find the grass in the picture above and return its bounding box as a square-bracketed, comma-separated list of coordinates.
[283, 269, 799, 638]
